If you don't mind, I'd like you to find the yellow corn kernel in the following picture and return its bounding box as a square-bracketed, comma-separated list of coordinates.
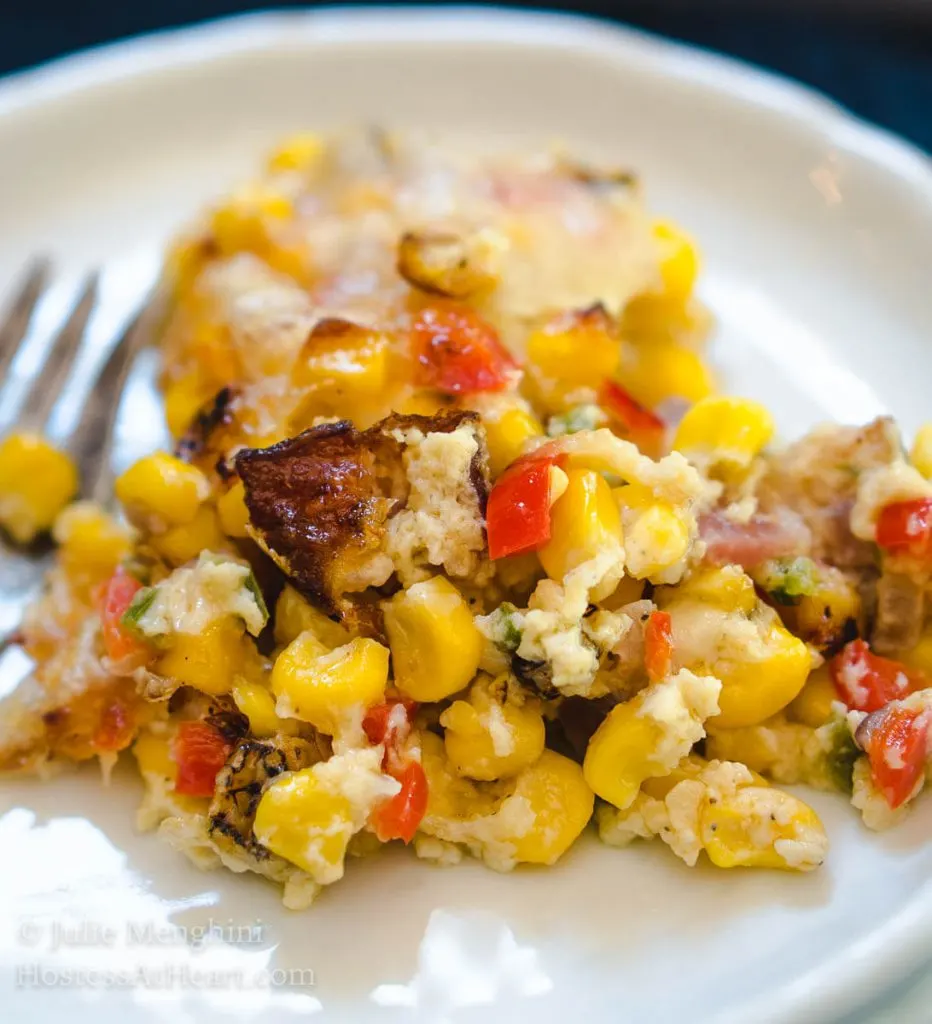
[231, 676, 282, 737]
[0, 432, 79, 543]
[713, 618, 811, 729]
[421, 731, 498, 821]
[640, 754, 708, 800]
[133, 730, 176, 780]
[291, 325, 391, 421]
[898, 630, 932, 677]
[156, 621, 249, 696]
[583, 695, 672, 810]
[152, 505, 227, 567]
[701, 786, 827, 871]
[273, 585, 352, 649]
[703, 723, 783, 776]
[663, 566, 757, 614]
[614, 485, 690, 581]
[654, 220, 700, 303]
[617, 340, 713, 410]
[54, 501, 131, 582]
[163, 373, 214, 439]
[211, 184, 293, 256]
[526, 311, 620, 393]
[395, 390, 452, 418]
[673, 396, 774, 470]
[509, 751, 595, 865]
[253, 767, 354, 882]
[384, 577, 483, 702]
[271, 633, 389, 734]
[484, 407, 544, 478]
[911, 423, 932, 479]
[440, 677, 545, 781]
[789, 568, 861, 649]
[115, 452, 210, 528]
[538, 468, 622, 588]
[216, 479, 250, 538]
[787, 665, 839, 728]
[598, 574, 645, 610]
[267, 133, 326, 174]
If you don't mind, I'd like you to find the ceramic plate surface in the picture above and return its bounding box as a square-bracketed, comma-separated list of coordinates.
[2, 9, 932, 1024]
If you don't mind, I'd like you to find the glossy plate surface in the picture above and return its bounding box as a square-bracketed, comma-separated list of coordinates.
[1, 9, 932, 1023]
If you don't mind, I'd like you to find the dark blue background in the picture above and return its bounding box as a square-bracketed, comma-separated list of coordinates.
[1, 2, 930, 152]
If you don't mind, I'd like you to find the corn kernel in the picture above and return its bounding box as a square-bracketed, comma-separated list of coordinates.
[115, 452, 210, 528]
[704, 724, 783, 776]
[163, 373, 214, 439]
[787, 665, 839, 728]
[617, 340, 713, 410]
[614, 485, 690, 581]
[0, 432, 79, 543]
[653, 221, 700, 303]
[673, 396, 774, 470]
[598, 574, 645, 610]
[526, 311, 620, 396]
[538, 468, 622, 591]
[133, 730, 176, 780]
[484, 407, 544, 478]
[231, 676, 283, 737]
[54, 501, 131, 583]
[911, 423, 932, 479]
[152, 505, 227, 567]
[641, 754, 708, 800]
[217, 479, 250, 538]
[273, 585, 352, 649]
[271, 633, 389, 734]
[440, 676, 545, 781]
[662, 566, 757, 614]
[384, 577, 483, 702]
[509, 750, 595, 865]
[253, 767, 354, 882]
[421, 731, 498, 821]
[211, 185, 293, 256]
[266, 133, 326, 174]
[701, 786, 827, 871]
[156, 620, 249, 696]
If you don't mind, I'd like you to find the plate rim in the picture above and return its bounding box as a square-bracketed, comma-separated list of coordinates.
[1, 7, 930, 1023]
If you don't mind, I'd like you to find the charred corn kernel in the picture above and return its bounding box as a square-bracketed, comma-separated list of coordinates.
[614, 485, 690, 581]
[231, 677, 282, 737]
[384, 577, 483, 702]
[911, 423, 932, 479]
[898, 630, 932, 677]
[217, 479, 250, 538]
[598, 574, 645, 610]
[54, 501, 131, 582]
[788, 665, 839, 728]
[539, 469, 622, 585]
[156, 621, 248, 696]
[271, 633, 389, 734]
[291, 325, 390, 412]
[164, 235, 212, 299]
[526, 314, 619, 392]
[163, 373, 214, 438]
[583, 697, 667, 810]
[713, 618, 811, 729]
[133, 731, 176, 779]
[0, 432, 79, 543]
[509, 751, 594, 865]
[701, 786, 827, 871]
[153, 505, 227, 567]
[267, 133, 326, 173]
[653, 221, 700, 303]
[664, 566, 757, 614]
[273, 585, 351, 650]
[440, 676, 545, 781]
[115, 452, 210, 528]
[484, 407, 544, 477]
[790, 569, 861, 648]
[254, 768, 354, 882]
[211, 185, 293, 255]
[673, 396, 774, 469]
[618, 339, 713, 410]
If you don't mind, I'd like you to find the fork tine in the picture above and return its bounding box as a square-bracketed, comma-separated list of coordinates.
[0, 259, 50, 382]
[17, 273, 99, 434]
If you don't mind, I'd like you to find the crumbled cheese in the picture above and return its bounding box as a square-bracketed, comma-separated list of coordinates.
[850, 460, 932, 540]
[421, 793, 535, 873]
[637, 669, 722, 769]
[483, 703, 516, 758]
[414, 836, 464, 866]
[386, 426, 488, 585]
[850, 758, 909, 831]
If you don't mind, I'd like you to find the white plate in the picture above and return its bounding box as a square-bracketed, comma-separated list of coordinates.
[2, 9, 932, 1024]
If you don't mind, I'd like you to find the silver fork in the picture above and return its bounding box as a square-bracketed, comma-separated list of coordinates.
[0, 260, 158, 646]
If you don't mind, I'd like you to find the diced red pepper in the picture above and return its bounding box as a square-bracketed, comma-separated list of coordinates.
[644, 610, 674, 683]
[830, 639, 923, 713]
[100, 568, 152, 670]
[599, 380, 665, 456]
[876, 498, 932, 562]
[92, 699, 135, 753]
[412, 302, 518, 394]
[372, 760, 429, 844]
[486, 444, 568, 561]
[362, 699, 418, 751]
[173, 721, 233, 798]
[858, 704, 931, 809]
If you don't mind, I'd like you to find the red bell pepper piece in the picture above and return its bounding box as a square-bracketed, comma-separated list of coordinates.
[644, 610, 674, 683]
[92, 699, 135, 754]
[876, 498, 932, 561]
[858, 704, 931, 809]
[600, 380, 665, 443]
[362, 699, 419, 752]
[831, 639, 923, 713]
[371, 760, 429, 844]
[412, 302, 518, 394]
[100, 568, 152, 670]
[173, 721, 233, 798]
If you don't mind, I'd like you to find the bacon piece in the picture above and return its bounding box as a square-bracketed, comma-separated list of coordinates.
[700, 509, 811, 569]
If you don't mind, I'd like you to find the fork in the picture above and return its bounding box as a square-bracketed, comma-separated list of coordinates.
[0, 260, 158, 646]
